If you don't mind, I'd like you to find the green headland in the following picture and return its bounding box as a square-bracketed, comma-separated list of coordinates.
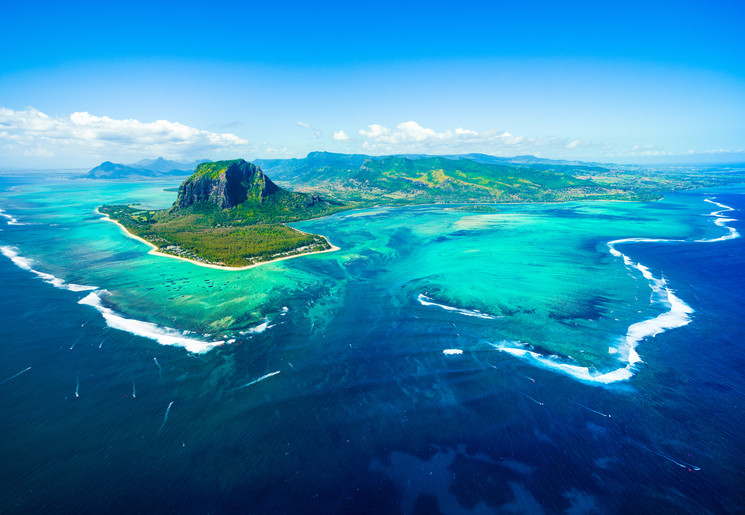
[99, 159, 345, 268]
[100, 154, 745, 268]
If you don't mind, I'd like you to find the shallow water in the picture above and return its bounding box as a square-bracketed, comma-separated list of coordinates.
[1, 175, 743, 512]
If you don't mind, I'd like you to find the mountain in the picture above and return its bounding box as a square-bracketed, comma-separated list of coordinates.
[81, 161, 157, 179]
[251, 152, 642, 203]
[254, 151, 370, 184]
[131, 157, 209, 174]
[172, 159, 341, 222]
[81, 157, 208, 179]
[176, 159, 280, 209]
[99, 159, 345, 268]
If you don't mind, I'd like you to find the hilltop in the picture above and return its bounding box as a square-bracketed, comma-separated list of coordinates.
[256, 152, 647, 203]
[80, 157, 208, 179]
[255, 152, 745, 203]
[99, 159, 344, 268]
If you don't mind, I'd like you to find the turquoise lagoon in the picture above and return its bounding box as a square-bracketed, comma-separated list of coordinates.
[1, 175, 743, 512]
[0, 178, 728, 378]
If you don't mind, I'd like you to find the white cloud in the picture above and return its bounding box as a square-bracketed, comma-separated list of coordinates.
[358, 123, 391, 139]
[296, 121, 311, 128]
[0, 107, 249, 164]
[333, 130, 349, 141]
[356, 120, 569, 156]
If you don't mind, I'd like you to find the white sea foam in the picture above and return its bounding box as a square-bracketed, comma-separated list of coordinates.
[697, 198, 740, 242]
[443, 349, 463, 355]
[0, 246, 97, 292]
[0, 246, 225, 354]
[0, 209, 26, 226]
[496, 343, 635, 384]
[242, 319, 271, 335]
[79, 291, 224, 354]
[240, 308, 287, 335]
[418, 294, 497, 320]
[497, 197, 738, 385]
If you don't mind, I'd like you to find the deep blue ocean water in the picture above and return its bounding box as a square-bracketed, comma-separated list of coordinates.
[0, 179, 744, 513]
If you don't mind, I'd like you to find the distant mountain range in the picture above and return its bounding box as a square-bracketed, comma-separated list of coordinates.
[254, 151, 636, 203]
[254, 151, 608, 183]
[80, 157, 209, 179]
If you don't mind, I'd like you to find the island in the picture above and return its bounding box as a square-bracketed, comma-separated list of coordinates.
[99, 159, 345, 269]
[99, 154, 745, 269]
[80, 157, 208, 179]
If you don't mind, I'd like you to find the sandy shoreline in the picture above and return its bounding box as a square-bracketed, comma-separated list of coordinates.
[95, 208, 340, 271]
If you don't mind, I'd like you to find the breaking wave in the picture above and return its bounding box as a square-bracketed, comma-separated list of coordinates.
[79, 291, 224, 354]
[418, 294, 497, 320]
[495, 197, 738, 385]
[1, 245, 222, 353]
[0, 246, 97, 292]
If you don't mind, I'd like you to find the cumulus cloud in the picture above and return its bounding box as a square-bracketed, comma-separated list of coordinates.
[0, 107, 248, 164]
[333, 130, 349, 141]
[356, 120, 569, 156]
[296, 121, 311, 128]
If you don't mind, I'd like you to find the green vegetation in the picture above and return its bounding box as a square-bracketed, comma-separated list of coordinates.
[100, 155, 745, 267]
[258, 153, 667, 204]
[101, 159, 346, 267]
[574, 167, 745, 199]
[100, 204, 332, 267]
[188, 159, 247, 180]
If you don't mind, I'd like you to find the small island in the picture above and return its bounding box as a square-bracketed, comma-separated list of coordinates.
[99, 159, 346, 269]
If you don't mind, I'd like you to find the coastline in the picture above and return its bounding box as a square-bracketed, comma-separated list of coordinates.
[95, 208, 340, 271]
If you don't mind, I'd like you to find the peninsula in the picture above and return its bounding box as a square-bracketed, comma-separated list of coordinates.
[99, 159, 345, 268]
[99, 154, 745, 269]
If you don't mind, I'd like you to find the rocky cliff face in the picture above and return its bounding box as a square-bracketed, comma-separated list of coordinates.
[175, 159, 280, 210]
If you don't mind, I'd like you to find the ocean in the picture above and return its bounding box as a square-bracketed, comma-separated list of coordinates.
[0, 174, 743, 513]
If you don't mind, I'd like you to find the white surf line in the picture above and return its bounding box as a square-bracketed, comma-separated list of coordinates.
[0, 366, 31, 385]
[699, 198, 740, 242]
[157, 401, 174, 435]
[232, 370, 281, 391]
[569, 399, 611, 418]
[636, 442, 701, 471]
[0, 245, 97, 292]
[418, 293, 497, 320]
[496, 197, 740, 385]
[0, 208, 26, 226]
[520, 392, 545, 406]
[0, 246, 224, 355]
[79, 291, 224, 354]
[443, 349, 463, 355]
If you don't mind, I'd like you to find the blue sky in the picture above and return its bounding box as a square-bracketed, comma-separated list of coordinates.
[1, 0, 743, 168]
